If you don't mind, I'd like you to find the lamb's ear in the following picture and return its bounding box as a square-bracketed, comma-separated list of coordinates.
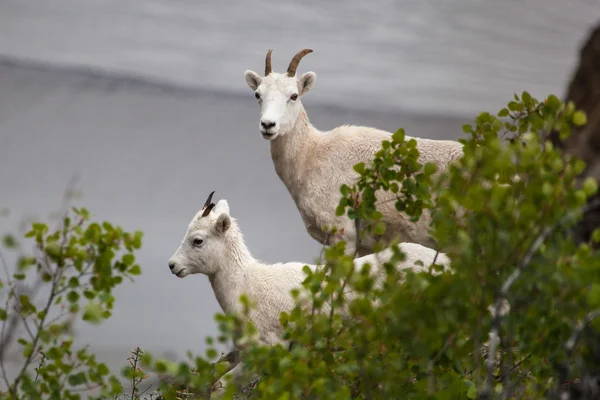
[213, 199, 230, 215]
[298, 72, 316, 96]
[214, 213, 231, 235]
[244, 70, 262, 91]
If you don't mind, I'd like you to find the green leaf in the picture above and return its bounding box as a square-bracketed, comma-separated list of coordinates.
[508, 101, 520, 111]
[340, 184, 350, 196]
[122, 253, 135, 266]
[67, 372, 88, 386]
[588, 284, 600, 307]
[47, 346, 64, 360]
[45, 243, 62, 258]
[467, 385, 477, 399]
[67, 291, 80, 303]
[573, 110, 587, 127]
[583, 177, 598, 196]
[392, 128, 406, 143]
[128, 265, 142, 276]
[82, 303, 104, 325]
[592, 228, 600, 244]
[374, 222, 386, 236]
[2, 234, 18, 249]
[371, 210, 383, 220]
[97, 363, 110, 376]
[17, 256, 36, 271]
[546, 94, 561, 109]
[424, 162, 437, 176]
[353, 162, 365, 174]
[0, 308, 6, 321]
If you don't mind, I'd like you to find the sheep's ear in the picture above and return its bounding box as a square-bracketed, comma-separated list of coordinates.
[214, 199, 230, 215]
[298, 72, 316, 96]
[244, 70, 262, 91]
[214, 213, 231, 235]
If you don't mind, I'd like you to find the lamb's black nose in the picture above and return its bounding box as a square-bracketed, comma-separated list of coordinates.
[168, 262, 175, 270]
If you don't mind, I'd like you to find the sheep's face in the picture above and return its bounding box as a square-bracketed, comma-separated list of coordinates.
[244, 71, 316, 140]
[168, 200, 232, 278]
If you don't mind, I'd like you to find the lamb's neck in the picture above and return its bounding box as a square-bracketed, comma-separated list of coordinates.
[269, 106, 318, 194]
[209, 234, 257, 315]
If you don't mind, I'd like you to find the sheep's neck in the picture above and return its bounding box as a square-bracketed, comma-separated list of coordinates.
[209, 235, 255, 315]
[269, 106, 317, 197]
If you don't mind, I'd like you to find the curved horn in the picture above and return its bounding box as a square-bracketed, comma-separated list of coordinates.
[265, 49, 273, 76]
[286, 49, 313, 77]
[203, 191, 215, 209]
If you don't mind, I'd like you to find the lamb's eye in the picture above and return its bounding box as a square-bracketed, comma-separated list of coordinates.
[290, 93, 298, 101]
[193, 238, 203, 246]
[255, 92, 261, 100]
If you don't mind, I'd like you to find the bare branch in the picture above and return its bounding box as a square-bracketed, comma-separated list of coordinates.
[0, 248, 11, 283]
[566, 309, 600, 357]
[481, 197, 600, 398]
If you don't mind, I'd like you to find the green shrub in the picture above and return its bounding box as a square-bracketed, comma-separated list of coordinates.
[0, 206, 143, 399]
[2, 92, 598, 400]
[148, 93, 600, 400]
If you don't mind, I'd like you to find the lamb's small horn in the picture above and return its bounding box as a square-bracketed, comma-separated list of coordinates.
[203, 191, 215, 210]
[265, 49, 273, 76]
[286, 49, 313, 77]
[201, 203, 215, 218]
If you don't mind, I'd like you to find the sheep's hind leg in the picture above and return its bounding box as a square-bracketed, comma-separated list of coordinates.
[210, 360, 246, 398]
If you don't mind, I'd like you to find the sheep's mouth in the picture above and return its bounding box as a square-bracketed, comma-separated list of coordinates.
[260, 129, 276, 138]
[260, 130, 277, 139]
[175, 270, 186, 278]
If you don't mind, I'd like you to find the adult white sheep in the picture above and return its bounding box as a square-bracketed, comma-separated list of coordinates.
[167, 191, 451, 397]
[244, 49, 464, 256]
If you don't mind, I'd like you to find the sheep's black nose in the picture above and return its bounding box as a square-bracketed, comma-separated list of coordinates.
[168, 262, 175, 270]
[261, 120, 276, 129]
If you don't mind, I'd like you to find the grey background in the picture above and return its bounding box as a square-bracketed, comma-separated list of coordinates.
[0, 0, 598, 392]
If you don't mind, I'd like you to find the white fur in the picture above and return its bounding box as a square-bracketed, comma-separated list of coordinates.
[244, 52, 464, 256]
[168, 197, 451, 397]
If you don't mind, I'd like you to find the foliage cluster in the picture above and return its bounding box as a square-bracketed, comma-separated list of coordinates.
[1, 92, 599, 400]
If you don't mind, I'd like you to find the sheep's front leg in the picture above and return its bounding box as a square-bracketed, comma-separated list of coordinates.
[210, 360, 246, 399]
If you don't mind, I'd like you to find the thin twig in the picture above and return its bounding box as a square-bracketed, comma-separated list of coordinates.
[427, 334, 455, 394]
[9, 260, 60, 396]
[565, 309, 600, 357]
[555, 309, 600, 400]
[50, 175, 80, 233]
[353, 217, 361, 260]
[34, 350, 46, 382]
[0, 248, 11, 283]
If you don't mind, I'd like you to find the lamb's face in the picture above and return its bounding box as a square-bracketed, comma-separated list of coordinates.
[244, 71, 316, 140]
[168, 200, 232, 278]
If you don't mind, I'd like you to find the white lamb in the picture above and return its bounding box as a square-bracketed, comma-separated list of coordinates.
[243, 48, 464, 256]
[167, 191, 452, 397]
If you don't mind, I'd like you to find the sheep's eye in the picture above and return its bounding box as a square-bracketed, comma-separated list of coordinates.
[254, 92, 261, 100]
[290, 93, 298, 101]
[193, 238, 203, 246]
